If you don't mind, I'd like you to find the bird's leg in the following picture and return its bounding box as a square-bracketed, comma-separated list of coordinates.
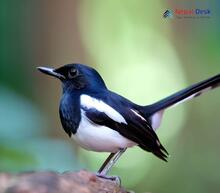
[96, 148, 127, 185]
[98, 152, 116, 174]
[98, 148, 127, 175]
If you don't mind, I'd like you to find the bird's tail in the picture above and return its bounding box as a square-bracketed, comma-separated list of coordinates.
[143, 73, 220, 130]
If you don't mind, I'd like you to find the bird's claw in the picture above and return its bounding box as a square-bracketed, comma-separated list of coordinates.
[95, 173, 121, 186]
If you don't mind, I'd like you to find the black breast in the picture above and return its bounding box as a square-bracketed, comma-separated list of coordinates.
[59, 92, 81, 136]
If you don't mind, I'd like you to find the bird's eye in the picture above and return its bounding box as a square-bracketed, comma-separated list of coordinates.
[68, 68, 78, 79]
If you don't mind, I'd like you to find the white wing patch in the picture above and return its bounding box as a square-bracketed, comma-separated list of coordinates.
[80, 94, 127, 124]
[130, 109, 146, 121]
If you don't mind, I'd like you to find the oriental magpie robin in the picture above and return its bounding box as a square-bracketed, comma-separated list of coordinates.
[37, 63, 220, 176]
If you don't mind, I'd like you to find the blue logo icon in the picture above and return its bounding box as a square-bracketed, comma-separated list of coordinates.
[163, 10, 173, 18]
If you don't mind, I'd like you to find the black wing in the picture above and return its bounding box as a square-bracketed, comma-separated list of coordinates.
[82, 106, 169, 161]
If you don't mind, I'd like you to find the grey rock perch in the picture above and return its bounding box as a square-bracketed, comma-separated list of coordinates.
[0, 170, 133, 193]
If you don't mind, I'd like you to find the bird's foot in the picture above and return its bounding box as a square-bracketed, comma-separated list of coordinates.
[96, 173, 121, 186]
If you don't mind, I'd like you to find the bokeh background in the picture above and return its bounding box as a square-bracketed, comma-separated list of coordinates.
[0, 0, 219, 192]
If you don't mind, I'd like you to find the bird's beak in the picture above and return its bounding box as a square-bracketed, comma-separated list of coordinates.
[37, 67, 65, 80]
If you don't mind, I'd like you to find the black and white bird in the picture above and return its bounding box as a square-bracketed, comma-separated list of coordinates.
[37, 63, 220, 176]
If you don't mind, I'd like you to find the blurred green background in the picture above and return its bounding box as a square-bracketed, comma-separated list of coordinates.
[0, 0, 219, 192]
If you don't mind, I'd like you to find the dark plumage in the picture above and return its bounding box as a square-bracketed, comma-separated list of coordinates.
[37, 63, 220, 168]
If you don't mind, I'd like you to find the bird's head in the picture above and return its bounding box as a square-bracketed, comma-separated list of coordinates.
[37, 63, 106, 91]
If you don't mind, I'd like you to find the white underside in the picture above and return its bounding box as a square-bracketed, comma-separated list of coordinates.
[72, 110, 136, 153]
[150, 110, 164, 130]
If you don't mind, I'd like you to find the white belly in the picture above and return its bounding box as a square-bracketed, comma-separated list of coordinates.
[72, 111, 136, 153]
